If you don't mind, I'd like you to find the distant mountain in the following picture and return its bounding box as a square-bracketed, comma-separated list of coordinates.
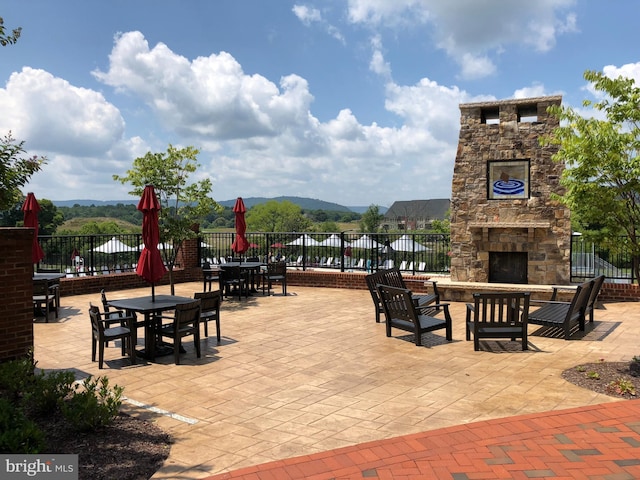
[216, 196, 353, 212]
[53, 199, 137, 207]
[52, 196, 389, 213]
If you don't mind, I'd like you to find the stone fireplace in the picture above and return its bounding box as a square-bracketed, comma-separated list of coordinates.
[449, 96, 571, 285]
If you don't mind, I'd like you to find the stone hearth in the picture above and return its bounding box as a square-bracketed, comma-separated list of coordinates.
[449, 96, 571, 285]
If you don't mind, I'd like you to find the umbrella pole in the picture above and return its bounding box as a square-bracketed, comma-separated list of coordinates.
[152, 283, 155, 302]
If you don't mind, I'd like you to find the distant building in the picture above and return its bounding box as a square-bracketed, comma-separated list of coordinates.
[382, 199, 450, 231]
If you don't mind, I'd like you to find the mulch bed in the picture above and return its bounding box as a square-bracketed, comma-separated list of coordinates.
[562, 361, 640, 399]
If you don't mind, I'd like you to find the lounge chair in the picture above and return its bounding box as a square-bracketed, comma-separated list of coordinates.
[528, 279, 594, 340]
[377, 284, 452, 346]
[466, 292, 530, 351]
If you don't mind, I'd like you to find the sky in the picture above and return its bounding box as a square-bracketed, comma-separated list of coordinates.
[2, 1, 640, 208]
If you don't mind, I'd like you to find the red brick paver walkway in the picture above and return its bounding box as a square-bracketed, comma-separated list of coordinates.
[204, 399, 640, 480]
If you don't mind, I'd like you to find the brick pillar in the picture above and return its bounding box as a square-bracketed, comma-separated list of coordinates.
[0, 228, 35, 362]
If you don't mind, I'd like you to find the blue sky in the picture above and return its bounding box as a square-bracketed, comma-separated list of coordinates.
[1, 0, 639, 207]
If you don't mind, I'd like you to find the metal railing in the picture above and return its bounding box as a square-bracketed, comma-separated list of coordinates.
[36, 232, 452, 275]
[36, 232, 636, 282]
[570, 234, 636, 283]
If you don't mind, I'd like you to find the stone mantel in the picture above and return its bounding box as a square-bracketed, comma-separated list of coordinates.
[467, 221, 552, 229]
[468, 221, 552, 242]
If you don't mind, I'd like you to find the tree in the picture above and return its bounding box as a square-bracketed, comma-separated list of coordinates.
[360, 205, 384, 233]
[0, 17, 21, 46]
[246, 200, 311, 232]
[0, 133, 47, 211]
[113, 145, 219, 293]
[545, 69, 640, 282]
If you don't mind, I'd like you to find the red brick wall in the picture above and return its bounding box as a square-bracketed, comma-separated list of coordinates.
[0, 228, 35, 362]
[600, 282, 640, 302]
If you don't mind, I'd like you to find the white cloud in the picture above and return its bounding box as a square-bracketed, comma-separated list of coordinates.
[602, 62, 640, 85]
[0, 67, 125, 155]
[292, 4, 345, 44]
[369, 35, 391, 79]
[292, 4, 322, 25]
[3, 30, 515, 205]
[347, 0, 578, 79]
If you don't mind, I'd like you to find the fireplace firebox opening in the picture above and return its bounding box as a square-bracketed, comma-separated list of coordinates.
[489, 252, 528, 284]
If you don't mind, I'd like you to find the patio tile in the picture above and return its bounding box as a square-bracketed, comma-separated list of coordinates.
[32, 281, 640, 479]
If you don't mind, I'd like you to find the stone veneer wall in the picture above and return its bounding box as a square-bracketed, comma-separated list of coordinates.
[450, 96, 571, 285]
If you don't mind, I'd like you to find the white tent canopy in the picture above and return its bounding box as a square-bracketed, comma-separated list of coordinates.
[320, 234, 350, 248]
[137, 242, 172, 251]
[287, 234, 321, 246]
[93, 237, 137, 253]
[350, 235, 381, 249]
[389, 234, 428, 252]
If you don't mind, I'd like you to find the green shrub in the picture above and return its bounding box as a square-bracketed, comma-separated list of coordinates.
[0, 398, 44, 454]
[0, 353, 35, 401]
[62, 376, 124, 431]
[22, 370, 76, 416]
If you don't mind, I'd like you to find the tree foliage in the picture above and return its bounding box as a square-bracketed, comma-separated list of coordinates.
[246, 200, 311, 232]
[0, 133, 47, 211]
[113, 145, 219, 292]
[359, 205, 384, 233]
[545, 69, 640, 281]
[0, 17, 21, 46]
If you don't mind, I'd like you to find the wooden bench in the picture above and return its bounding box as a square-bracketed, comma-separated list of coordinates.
[377, 284, 452, 346]
[528, 279, 594, 340]
[466, 292, 530, 351]
[365, 268, 439, 323]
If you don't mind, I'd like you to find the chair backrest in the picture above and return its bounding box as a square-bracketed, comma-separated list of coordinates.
[33, 279, 51, 296]
[568, 280, 595, 320]
[100, 289, 111, 313]
[587, 275, 605, 311]
[221, 265, 242, 283]
[471, 292, 530, 326]
[365, 269, 387, 306]
[194, 291, 221, 314]
[173, 300, 201, 330]
[376, 284, 418, 325]
[379, 268, 407, 289]
[89, 304, 104, 335]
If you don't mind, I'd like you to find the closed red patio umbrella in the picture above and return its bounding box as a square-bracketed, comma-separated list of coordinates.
[231, 197, 250, 256]
[136, 185, 166, 301]
[22, 192, 45, 264]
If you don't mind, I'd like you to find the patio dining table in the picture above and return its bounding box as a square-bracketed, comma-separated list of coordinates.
[107, 294, 195, 360]
[219, 261, 266, 293]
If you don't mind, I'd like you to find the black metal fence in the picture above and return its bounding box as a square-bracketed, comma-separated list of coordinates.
[36, 232, 452, 275]
[570, 234, 637, 283]
[35, 232, 637, 282]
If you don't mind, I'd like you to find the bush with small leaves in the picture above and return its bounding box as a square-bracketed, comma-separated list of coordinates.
[22, 370, 76, 416]
[62, 376, 124, 432]
[0, 398, 44, 454]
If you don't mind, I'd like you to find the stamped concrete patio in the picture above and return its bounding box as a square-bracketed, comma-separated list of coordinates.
[33, 281, 640, 479]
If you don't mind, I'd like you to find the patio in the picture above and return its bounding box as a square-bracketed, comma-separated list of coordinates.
[34, 281, 640, 479]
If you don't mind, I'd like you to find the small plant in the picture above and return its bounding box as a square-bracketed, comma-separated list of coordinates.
[0, 352, 36, 400]
[62, 376, 124, 432]
[632, 356, 640, 363]
[575, 365, 586, 372]
[0, 398, 45, 454]
[22, 370, 76, 416]
[607, 378, 636, 396]
[587, 371, 600, 380]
